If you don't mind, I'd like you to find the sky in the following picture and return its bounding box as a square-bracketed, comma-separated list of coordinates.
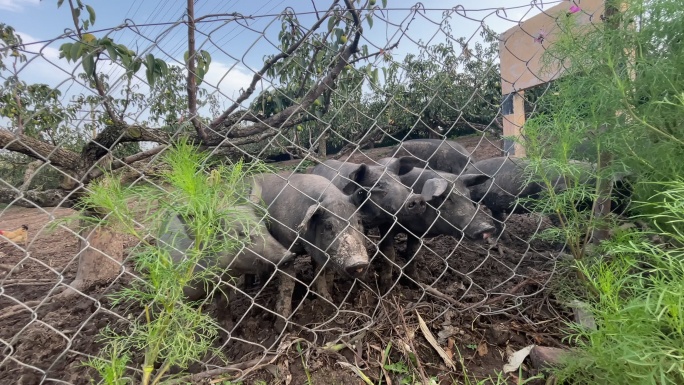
[0, 0, 567, 127]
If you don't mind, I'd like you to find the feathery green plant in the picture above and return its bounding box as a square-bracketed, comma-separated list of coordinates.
[80, 138, 270, 385]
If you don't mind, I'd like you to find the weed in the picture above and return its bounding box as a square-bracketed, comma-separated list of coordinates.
[79, 139, 269, 384]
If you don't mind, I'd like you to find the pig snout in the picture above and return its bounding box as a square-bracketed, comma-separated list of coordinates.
[344, 260, 369, 278]
[336, 233, 369, 278]
[404, 194, 427, 215]
[469, 224, 496, 241]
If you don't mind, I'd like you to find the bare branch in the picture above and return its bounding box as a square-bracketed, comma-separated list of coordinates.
[0, 129, 81, 170]
[209, 0, 341, 131]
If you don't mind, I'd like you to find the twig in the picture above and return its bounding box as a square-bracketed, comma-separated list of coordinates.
[483, 274, 549, 306]
[2, 279, 60, 288]
[418, 283, 465, 308]
[0, 300, 40, 321]
[0, 263, 14, 272]
[166, 355, 278, 384]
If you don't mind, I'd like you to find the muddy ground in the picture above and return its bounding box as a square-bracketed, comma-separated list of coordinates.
[0, 134, 572, 385]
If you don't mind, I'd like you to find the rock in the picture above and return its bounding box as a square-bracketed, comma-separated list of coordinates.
[529, 346, 569, 370]
[569, 299, 597, 330]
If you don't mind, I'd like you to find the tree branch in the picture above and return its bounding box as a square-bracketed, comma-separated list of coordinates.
[0, 129, 81, 170]
[348, 41, 400, 65]
[209, 0, 341, 131]
[221, 0, 362, 141]
[82, 123, 171, 164]
[67, 0, 122, 126]
[185, 0, 206, 142]
[84, 144, 168, 183]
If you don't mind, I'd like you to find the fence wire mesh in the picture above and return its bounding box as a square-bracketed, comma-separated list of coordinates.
[0, 1, 604, 383]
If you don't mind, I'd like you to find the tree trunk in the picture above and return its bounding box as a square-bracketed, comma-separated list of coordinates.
[59, 222, 125, 297]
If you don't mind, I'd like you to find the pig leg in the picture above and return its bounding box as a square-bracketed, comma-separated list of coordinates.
[377, 223, 398, 291]
[403, 233, 422, 280]
[274, 262, 296, 331]
[312, 259, 333, 303]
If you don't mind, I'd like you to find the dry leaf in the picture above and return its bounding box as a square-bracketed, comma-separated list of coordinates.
[477, 342, 488, 357]
[503, 344, 535, 373]
[445, 337, 455, 361]
[416, 311, 456, 370]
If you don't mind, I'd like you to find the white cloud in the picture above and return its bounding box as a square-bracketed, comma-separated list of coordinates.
[200, 61, 254, 104]
[11, 31, 78, 88]
[0, 0, 39, 12]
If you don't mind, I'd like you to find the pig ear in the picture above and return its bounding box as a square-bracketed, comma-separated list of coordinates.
[421, 178, 449, 200]
[342, 164, 368, 194]
[460, 173, 490, 188]
[296, 204, 320, 233]
[394, 156, 427, 175]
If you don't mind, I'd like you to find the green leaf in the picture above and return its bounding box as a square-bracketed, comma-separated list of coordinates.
[327, 15, 336, 32]
[105, 45, 117, 62]
[156, 59, 168, 76]
[59, 43, 73, 60]
[146, 65, 154, 86]
[382, 0, 387, 7]
[57, 0, 65, 8]
[183, 50, 190, 64]
[86, 5, 96, 25]
[366, 14, 373, 29]
[132, 58, 142, 73]
[74, 7, 80, 19]
[200, 50, 211, 66]
[70, 42, 82, 62]
[82, 53, 95, 76]
[120, 52, 131, 67]
[196, 66, 206, 85]
[146, 54, 155, 72]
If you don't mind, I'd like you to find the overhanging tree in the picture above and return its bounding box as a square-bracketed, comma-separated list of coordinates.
[0, 0, 393, 293]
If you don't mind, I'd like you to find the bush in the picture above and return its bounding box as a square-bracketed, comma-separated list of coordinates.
[554, 181, 684, 384]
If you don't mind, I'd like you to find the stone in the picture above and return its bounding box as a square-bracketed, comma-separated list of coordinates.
[529, 346, 569, 370]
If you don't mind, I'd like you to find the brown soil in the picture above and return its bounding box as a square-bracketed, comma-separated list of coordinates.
[0, 134, 570, 385]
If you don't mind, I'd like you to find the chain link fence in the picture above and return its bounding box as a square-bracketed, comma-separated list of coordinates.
[0, 1, 602, 383]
